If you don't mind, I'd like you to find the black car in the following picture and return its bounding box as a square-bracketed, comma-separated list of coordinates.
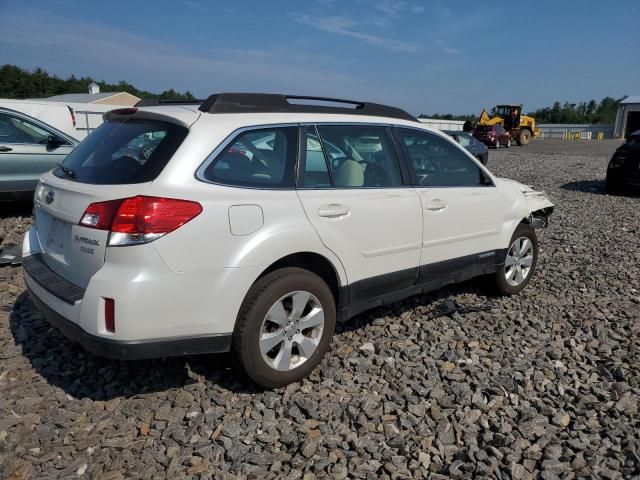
[606, 130, 640, 193]
[442, 130, 489, 165]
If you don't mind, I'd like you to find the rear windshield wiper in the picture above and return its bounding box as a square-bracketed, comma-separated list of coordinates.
[56, 163, 76, 179]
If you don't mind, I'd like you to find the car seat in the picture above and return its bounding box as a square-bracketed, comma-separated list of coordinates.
[334, 158, 364, 187]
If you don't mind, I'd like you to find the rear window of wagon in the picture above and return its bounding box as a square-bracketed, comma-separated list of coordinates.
[54, 119, 188, 185]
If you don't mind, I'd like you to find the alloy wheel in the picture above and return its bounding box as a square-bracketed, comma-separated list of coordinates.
[504, 236, 534, 286]
[259, 291, 325, 371]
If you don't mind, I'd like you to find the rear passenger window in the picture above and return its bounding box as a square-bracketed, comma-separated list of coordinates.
[314, 125, 403, 188]
[203, 127, 297, 188]
[398, 128, 490, 187]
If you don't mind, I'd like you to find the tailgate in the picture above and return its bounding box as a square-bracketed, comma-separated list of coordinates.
[33, 174, 152, 289]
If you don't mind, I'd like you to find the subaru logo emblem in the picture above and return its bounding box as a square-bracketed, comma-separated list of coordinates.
[45, 191, 55, 204]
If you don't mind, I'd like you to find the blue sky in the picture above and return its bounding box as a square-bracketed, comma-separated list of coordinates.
[1, 0, 638, 115]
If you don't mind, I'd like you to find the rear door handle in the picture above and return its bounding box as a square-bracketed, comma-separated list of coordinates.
[0, 146, 12, 152]
[426, 199, 447, 211]
[318, 204, 350, 218]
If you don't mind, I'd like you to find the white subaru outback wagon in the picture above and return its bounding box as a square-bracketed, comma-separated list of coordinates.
[22, 93, 553, 387]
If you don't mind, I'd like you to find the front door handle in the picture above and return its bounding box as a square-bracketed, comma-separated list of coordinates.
[318, 204, 350, 218]
[0, 146, 12, 152]
[426, 199, 447, 211]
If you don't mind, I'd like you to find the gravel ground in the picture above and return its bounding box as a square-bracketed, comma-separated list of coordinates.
[1, 144, 639, 479]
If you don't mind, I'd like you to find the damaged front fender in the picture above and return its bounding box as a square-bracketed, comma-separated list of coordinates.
[524, 206, 554, 228]
[519, 185, 554, 228]
[495, 177, 554, 233]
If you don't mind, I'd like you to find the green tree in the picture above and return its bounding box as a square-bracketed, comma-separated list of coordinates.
[0, 64, 194, 101]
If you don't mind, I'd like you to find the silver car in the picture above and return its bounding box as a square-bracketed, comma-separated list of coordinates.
[0, 107, 78, 200]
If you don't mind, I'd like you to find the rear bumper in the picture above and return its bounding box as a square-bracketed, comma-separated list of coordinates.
[23, 223, 256, 352]
[26, 283, 232, 360]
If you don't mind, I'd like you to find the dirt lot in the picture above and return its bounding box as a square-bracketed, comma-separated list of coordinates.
[1, 141, 639, 479]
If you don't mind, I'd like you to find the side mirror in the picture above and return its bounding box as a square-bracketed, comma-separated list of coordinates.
[47, 135, 64, 148]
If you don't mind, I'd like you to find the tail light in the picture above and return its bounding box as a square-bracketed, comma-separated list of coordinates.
[80, 196, 202, 246]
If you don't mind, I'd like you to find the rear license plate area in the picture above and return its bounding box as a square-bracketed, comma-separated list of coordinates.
[47, 217, 70, 257]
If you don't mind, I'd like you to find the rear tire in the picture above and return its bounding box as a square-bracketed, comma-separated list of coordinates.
[233, 267, 336, 388]
[494, 224, 538, 295]
[518, 129, 532, 146]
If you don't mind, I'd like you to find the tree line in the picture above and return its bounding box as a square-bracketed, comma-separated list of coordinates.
[526, 97, 621, 125]
[0, 64, 195, 100]
[1, 65, 624, 125]
[419, 96, 624, 125]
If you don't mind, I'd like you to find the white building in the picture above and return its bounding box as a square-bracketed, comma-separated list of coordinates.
[614, 96, 640, 138]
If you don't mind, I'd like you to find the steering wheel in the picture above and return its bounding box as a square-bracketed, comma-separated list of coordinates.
[140, 145, 155, 162]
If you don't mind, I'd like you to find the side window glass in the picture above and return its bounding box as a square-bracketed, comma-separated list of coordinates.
[316, 125, 402, 188]
[203, 127, 297, 188]
[456, 134, 471, 147]
[0, 112, 56, 144]
[301, 127, 331, 188]
[398, 128, 489, 187]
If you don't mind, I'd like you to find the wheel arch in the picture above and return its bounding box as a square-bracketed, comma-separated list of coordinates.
[257, 252, 344, 308]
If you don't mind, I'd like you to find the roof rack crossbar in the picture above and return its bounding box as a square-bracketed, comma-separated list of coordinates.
[196, 93, 416, 121]
[135, 98, 206, 107]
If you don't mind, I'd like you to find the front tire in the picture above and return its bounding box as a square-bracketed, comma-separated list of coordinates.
[494, 224, 539, 295]
[605, 175, 621, 195]
[518, 129, 532, 146]
[233, 267, 336, 388]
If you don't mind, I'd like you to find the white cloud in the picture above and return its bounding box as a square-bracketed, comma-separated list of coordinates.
[291, 13, 421, 53]
[374, 0, 408, 17]
[435, 40, 462, 56]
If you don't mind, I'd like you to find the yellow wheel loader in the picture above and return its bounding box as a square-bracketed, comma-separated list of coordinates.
[475, 105, 540, 146]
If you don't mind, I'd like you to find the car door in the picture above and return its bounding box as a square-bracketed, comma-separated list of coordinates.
[0, 110, 75, 194]
[296, 124, 422, 303]
[395, 127, 507, 282]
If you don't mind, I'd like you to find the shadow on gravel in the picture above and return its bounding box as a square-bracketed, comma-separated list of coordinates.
[10, 278, 495, 400]
[0, 200, 33, 219]
[561, 179, 640, 197]
[560, 179, 607, 195]
[10, 292, 260, 400]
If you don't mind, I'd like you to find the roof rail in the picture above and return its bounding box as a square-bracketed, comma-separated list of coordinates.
[197, 93, 417, 121]
[135, 98, 206, 107]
